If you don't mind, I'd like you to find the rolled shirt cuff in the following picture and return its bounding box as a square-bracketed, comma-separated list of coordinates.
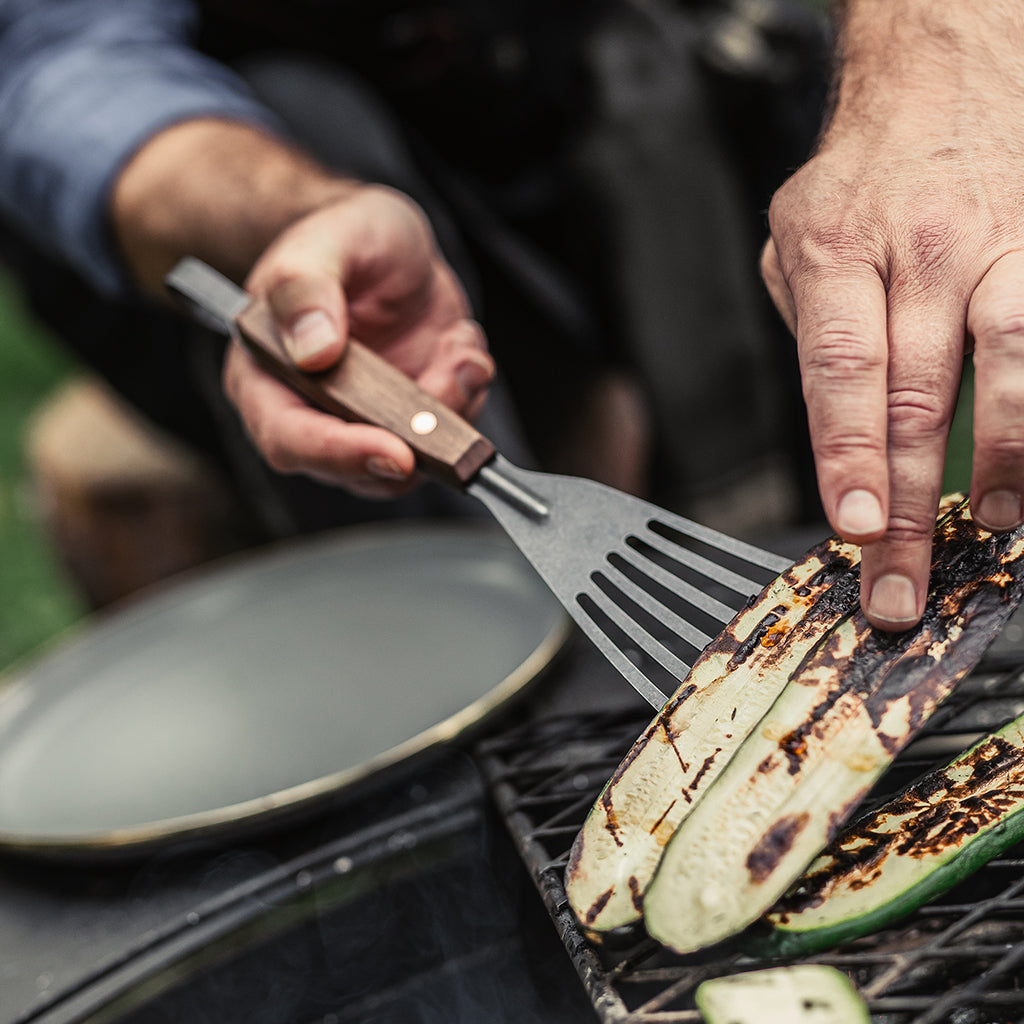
[0, 43, 282, 294]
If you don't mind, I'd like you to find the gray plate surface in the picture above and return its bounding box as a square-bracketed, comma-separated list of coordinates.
[0, 523, 568, 854]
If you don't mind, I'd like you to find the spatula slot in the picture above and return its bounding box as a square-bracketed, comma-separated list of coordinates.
[647, 519, 785, 595]
[625, 533, 752, 616]
[590, 570, 706, 670]
[575, 592, 680, 704]
[604, 552, 721, 650]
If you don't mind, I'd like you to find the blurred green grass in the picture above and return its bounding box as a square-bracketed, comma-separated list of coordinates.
[944, 364, 973, 496]
[0, 271, 85, 672]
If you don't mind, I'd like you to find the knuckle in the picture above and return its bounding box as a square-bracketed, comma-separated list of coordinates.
[886, 387, 950, 439]
[759, 240, 785, 290]
[975, 432, 1024, 465]
[461, 318, 488, 353]
[901, 211, 959, 272]
[888, 196, 976, 291]
[881, 513, 934, 547]
[249, 417, 298, 474]
[304, 430, 361, 481]
[266, 271, 328, 312]
[312, 432, 347, 469]
[813, 434, 886, 464]
[260, 265, 302, 295]
[781, 227, 871, 278]
[767, 173, 822, 236]
[772, 182, 968, 288]
[260, 438, 297, 475]
[800, 329, 886, 382]
[971, 305, 1024, 354]
[769, 189, 879, 274]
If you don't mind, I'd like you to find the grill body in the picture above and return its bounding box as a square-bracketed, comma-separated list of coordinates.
[477, 667, 1024, 1024]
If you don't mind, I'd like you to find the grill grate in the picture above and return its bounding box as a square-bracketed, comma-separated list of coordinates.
[476, 669, 1024, 1024]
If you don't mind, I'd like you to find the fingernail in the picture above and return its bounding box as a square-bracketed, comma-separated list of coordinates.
[835, 489, 886, 537]
[455, 358, 493, 400]
[366, 456, 408, 481]
[286, 310, 336, 364]
[974, 490, 1023, 531]
[867, 573, 919, 627]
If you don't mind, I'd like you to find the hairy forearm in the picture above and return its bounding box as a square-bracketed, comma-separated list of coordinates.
[112, 118, 358, 295]
[832, 0, 1024, 51]
[763, 0, 1024, 630]
[827, 0, 1024, 144]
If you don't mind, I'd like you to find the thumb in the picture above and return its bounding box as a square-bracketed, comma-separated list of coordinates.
[264, 272, 348, 372]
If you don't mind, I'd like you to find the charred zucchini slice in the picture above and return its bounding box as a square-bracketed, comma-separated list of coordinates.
[643, 500, 1024, 955]
[565, 534, 862, 937]
[695, 965, 870, 1024]
[757, 711, 1024, 957]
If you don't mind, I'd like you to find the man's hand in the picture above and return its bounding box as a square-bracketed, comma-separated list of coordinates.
[113, 120, 493, 498]
[762, 0, 1024, 630]
[229, 186, 492, 498]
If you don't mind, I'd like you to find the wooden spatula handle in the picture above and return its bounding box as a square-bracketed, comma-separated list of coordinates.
[234, 297, 496, 487]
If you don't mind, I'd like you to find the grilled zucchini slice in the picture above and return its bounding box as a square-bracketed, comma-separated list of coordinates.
[757, 710, 1024, 957]
[643, 500, 1024, 955]
[695, 965, 870, 1024]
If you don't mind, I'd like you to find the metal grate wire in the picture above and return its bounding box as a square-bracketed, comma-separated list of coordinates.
[476, 669, 1024, 1024]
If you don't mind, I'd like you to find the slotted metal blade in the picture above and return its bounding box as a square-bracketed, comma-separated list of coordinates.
[467, 457, 788, 708]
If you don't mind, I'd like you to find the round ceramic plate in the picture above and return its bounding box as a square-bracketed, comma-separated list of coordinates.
[0, 523, 568, 856]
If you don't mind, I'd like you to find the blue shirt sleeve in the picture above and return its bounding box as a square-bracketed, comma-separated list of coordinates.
[0, 0, 283, 294]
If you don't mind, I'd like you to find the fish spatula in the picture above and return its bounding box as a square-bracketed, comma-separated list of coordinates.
[167, 258, 790, 709]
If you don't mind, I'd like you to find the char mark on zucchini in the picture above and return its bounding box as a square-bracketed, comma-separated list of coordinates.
[747, 813, 811, 883]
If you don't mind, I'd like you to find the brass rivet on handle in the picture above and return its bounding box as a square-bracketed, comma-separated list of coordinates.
[410, 411, 438, 435]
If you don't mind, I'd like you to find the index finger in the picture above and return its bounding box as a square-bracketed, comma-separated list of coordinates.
[857, 296, 963, 631]
[792, 266, 891, 543]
